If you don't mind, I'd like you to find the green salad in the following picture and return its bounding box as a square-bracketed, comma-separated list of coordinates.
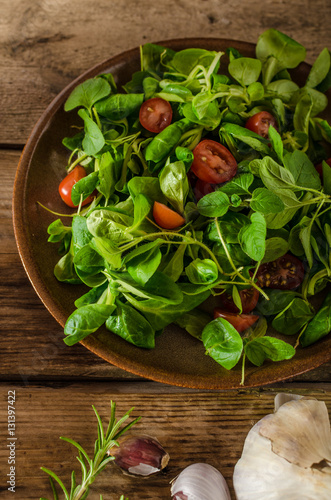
[47, 29, 331, 383]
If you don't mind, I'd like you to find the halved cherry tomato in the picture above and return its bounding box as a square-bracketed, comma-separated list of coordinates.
[153, 201, 185, 229]
[214, 309, 259, 333]
[139, 97, 173, 133]
[256, 253, 305, 290]
[219, 287, 259, 314]
[245, 111, 277, 139]
[194, 178, 216, 201]
[190, 140, 237, 184]
[315, 157, 331, 179]
[59, 165, 95, 208]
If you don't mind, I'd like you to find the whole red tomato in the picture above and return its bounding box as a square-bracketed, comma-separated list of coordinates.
[139, 97, 173, 133]
[219, 287, 260, 314]
[245, 111, 277, 138]
[59, 165, 94, 208]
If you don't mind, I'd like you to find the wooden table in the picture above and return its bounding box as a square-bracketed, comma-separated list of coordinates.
[1, 1, 331, 498]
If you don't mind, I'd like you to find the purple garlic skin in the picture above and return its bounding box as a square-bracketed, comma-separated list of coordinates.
[172, 493, 189, 500]
[109, 434, 169, 476]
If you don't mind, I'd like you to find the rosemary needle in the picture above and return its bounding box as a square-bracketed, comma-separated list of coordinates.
[40, 401, 140, 500]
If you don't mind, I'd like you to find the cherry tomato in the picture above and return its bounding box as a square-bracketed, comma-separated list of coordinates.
[59, 165, 94, 208]
[245, 111, 277, 139]
[214, 309, 259, 333]
[315, 157, 331, 179]
[190, 140, 238, 184]
[256, 253, 305, 290]
[219, 287, 260, 314]
[139, 97, 173, 133]
[194, 178, 216, 201]
[153, 201, 185, 229]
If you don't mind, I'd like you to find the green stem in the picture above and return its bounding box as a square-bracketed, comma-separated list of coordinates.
[205, 51, 224, 86]
[307, 268, 329, 297]
[37, 201, 76, 218]
[294, 323, 308, 349]
[40, 468, 69, 500]
[118, 230, 226, 274]
[240, 352, 246, 386]
[68, 154, 88, 173]
[213, 217, 238, 273]
[315, 204, 331, 219]
[92, 106, 102, 130]
[213, 218, 269, 299]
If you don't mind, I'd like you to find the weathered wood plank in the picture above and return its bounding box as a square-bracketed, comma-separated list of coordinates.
[0, 382, 330, 499]
[1, 0, 331, 144]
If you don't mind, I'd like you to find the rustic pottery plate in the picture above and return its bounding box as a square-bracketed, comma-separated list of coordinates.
[13, 38, 331, 389]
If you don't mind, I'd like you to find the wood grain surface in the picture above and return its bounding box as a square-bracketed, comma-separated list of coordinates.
[1, 0, 331, 145]
[1, 0, 331, 498]
[0, 382, 331, 500]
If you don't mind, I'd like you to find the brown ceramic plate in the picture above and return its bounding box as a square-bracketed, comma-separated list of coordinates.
[13, 38, 331, 389]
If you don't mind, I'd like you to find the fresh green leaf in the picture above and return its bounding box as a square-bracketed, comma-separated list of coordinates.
[250, 188, 284, 214]
[159, 160, 189, 214]
[64, 304, 116, 345]
[256, 289, 300, 316]
[95, 93, 144, 120]
[239, 211, 266, 261]
[300, 292, 331, 347]
[64, 77, 111, 111]
[145, 122, 182, 164]
[106, 301, 155, 348]
[185, 258, 218, 284]
[272, 298, 314, 335]
[306, 48, 331, 89]
[218, 173, 254, 196]
[322, 160, 331, 194]
[71, 171, 99, 206]
[256, 29, 306, 85]
[124, 289, 210, 330]
[201, 318, 243, 370]
[78, 108, 105, 155]
[283, 150, 321, 190]
[228, 57, 262, 86]
[261, 237, 289, 263]
[245, 336, 295, 366]
[197, 191, 230, 217]
[125, 241, 162, 285]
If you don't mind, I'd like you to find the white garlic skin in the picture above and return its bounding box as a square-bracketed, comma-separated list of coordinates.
[170, 463, 231, 500]
[273, 392, 302, 412]
[233, 396, 331, 500]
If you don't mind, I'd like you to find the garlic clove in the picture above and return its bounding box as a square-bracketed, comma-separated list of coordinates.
[260, 397, 331, 468]
[274, 392, 303, 412]
[108, 434, 169, 476]
[170, 463, 231, 500]
[233, 395, 331, 500]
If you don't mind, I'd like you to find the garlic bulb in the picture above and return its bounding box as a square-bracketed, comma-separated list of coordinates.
[170, 463, 231, 500]
[233, 395, 331, 499]
[108, 434, 169, 476]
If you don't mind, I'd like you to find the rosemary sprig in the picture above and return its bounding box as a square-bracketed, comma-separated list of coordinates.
[40, 401, 140, 500]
